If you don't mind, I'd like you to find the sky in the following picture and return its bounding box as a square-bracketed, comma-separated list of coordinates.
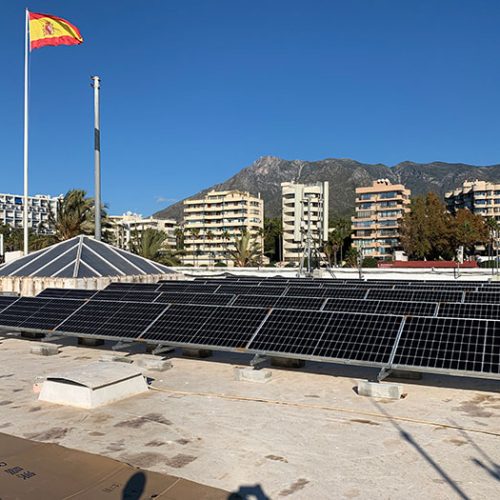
[2, 1, 500, 216]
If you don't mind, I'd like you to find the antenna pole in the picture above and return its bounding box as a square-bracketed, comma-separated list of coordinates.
[91, 76, 101, 240]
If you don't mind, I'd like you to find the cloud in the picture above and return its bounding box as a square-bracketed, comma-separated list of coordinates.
[155, 196, 178, 204]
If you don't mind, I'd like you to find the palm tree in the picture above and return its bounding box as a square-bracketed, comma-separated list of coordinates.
[50, 189, 94, 241]
[486, 217, 499, 262]
[129, 228, 181, 265]
[228, 230, 261, 267]
[174, 227, 185, 250]
[190, 228, 200, 266]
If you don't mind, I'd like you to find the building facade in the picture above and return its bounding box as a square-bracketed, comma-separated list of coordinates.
[445, 180, 500, 221]
[108, 213, 177, 250]
[281, 181, 329, 264]
[182, 190, 264, 266]
[0, 193, 60, 233]
[351, 179, 411, 260]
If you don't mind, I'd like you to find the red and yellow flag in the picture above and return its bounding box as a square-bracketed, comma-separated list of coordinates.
[29, 12, 83, 50]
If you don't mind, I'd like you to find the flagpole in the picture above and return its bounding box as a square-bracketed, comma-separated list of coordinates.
[23, 8, 29, 255]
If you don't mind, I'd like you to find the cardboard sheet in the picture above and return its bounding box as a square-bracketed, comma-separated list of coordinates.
[0, 432, 227, 499]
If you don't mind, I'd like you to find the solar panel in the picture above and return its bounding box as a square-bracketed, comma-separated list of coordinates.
[156, 292, 235, 306]
[91, 290, 161, 302]
[0, 298, 55, 327]
[183, 284, 221, 294]
[375, 301, 437, 317]
[438, 302, 500, 320]
[464, 291, 500, 303]
[37, 288, 96, 299]
[105, 282, 160, 291]
[56, 300, 124, 335]
[393, 316, 488, 373]
[274, 296, 326, 311]
[140, 304, 217, 343]
[322, 288, 368, 299]
[313, 312, 402, 364]
[285, 287, 326, 297]
[248, 309, 332, 356]
[0, 297, 84, 330]
[190, 306, 269, 348]
[19, 299, 86, 331]
[156, 283, 190, 292]
[366, 289, 463, 303]
[231, 295, 280, 308]
[216, 285, 286, 296]
[0, 296, 18, 312]
[96, 302, 167, 338]
[322, 298, 380, 313]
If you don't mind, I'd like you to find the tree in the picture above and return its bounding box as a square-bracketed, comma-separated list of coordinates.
[486, 217, 499, 260]
[228, 230, 261, 267]
[263, 217, 282, 262]
[400, 193, 456, 260]
[51, 189, 95, 241]
[174, 227, 185, 251]
[344, 247, 359, 268]
[453, 209, 489, 257]
[129, 228, 181, 265]
[330, 217, 352, 263]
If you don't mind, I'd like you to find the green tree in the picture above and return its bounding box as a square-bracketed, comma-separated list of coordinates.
[454, 209, 489, 257]
[174, 227, 185, 251]
[51, 189, 95, 241]
[263, 217, 282, 262]
[129, 228, 181, 265]
[400, 193, 456, 260]
[229, 230, 262, 267]
[486, 217, 499, 260]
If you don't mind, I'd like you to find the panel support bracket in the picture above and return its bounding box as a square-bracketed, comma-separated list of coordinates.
[377, 366, 393, 382]
[112, 340, 134, 351]
[152, 344, 175, 356]
[250, 354, 268, 370]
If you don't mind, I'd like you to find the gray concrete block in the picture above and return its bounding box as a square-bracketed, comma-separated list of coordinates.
[134, 354, 173, 372]
[182, 348, 212, 358]
[30, 343, 60, 356]
[271, 357, 305, 369]
[233, 367, 272, 383]
[357, 380, 403, 400]
[78, 337, 105, 347]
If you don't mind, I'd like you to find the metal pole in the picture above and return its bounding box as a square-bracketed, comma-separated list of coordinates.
[23, 9, 29, 255]
[91, 76, 101, 240]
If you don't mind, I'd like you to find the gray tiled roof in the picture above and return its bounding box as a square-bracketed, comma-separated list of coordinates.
[0, 235, 173, 278]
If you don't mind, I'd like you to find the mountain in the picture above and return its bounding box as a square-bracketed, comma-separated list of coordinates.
[154, 156, 500, 221]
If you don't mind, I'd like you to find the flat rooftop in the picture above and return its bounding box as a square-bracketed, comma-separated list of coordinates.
[0, 336, 499, 499]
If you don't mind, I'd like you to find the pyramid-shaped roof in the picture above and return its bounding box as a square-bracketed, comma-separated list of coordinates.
[0, 235, 174, 278]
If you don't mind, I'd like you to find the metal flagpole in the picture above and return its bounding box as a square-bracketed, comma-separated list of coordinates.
[91, 76, 101, 241]
[23, 8, 29, 255]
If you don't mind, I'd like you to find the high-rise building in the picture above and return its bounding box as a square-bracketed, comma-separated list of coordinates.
[281, 181, 329, 264]
[107, 213, 177, 250]
[182, 190, 264, 266]
[445, 180, 500, 221]
[0, 193, 61, 233]
[351, 179, 411, 260]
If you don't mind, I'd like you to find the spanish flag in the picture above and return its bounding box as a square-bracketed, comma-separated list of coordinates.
[29, 12, 83, 50]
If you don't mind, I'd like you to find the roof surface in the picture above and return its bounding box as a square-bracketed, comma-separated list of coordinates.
[0, 235, 173, 278]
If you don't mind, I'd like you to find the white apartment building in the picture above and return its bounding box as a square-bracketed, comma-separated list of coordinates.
[281, 181, 329, 264]
[108, 213, 177, 250]
[0, 193, 61, 233]
[182, 190, 264, 266]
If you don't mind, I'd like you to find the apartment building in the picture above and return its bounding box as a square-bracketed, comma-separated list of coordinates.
[351, 179, 411, 260]
[445, 180, 500, 221]
[108, 213, 177, 250]
[281, 181, 329, 264]
[182, 190, 264, 266]
[0, 193, 61, 233]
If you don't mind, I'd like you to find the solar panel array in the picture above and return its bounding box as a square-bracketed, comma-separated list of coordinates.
[1, 276, 500, 380]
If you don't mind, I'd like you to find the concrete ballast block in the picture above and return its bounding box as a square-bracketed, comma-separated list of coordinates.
[30, 343, 59, 356]
[134, 354, 172, 372]
[357, 380, 403, 400]
[233, 367, 272, 383]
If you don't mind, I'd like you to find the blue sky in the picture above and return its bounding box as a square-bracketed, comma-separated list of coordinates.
[2, 1, 500, 216]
